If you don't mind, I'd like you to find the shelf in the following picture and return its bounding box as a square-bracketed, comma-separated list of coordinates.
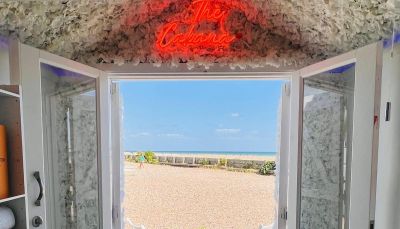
[0, 93, 25, 197]
[0, 89, 20, 98]
[0, 195, 26, 229]
[0, 85, 26, 229]
[0, 194, 25, 204]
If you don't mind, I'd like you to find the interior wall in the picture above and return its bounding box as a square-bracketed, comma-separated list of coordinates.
[45, 93, 99, 228]
[71, 94, 99, 229]
[300, 91, 342, 229]
[0, 37, 10, 85]
[375, 46, 400, 229]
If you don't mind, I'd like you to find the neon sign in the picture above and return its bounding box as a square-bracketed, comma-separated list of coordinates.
[156, 0, 236, 53]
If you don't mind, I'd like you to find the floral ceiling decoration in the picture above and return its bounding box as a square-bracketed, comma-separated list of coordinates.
[0, 0, 399, 69]
[155, 0, 238, 54]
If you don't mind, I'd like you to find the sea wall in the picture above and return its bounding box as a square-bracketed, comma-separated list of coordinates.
[124, 155, 269, 169]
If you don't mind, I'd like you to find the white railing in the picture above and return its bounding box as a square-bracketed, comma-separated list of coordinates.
[259, 224, 273, 229]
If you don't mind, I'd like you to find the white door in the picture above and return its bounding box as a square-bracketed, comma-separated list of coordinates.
[374, 45, 400, 229]
[277, 82, 291, 229]
[287, 42, 382, 229]
[110, 81, 123, 228]
[18, 43, 112, 229]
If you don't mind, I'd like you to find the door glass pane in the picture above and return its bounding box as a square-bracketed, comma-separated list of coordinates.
[300, 64, 355, 229]
[40, 63, 99, 228]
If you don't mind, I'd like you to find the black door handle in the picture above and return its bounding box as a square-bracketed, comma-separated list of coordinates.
[33, 171, 43, 206]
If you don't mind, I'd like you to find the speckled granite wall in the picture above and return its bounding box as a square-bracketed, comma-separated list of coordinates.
[300, 91, 342, 229]
[71, 94, 99, 229]
[299, 65, 355, 229]
[49, 92, 99, 229]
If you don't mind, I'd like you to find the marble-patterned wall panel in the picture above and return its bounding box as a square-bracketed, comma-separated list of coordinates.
[52, 95, 74, 229]
[72, 93, 99, 229]
[300, 91, 342, 229]
[301, 196, 339, 229]
[46, 89, 98, 229]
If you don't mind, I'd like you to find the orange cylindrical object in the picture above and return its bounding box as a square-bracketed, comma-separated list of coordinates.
[0, 125, 9, 199]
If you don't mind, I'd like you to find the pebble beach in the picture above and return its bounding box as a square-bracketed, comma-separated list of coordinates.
[123, 162, 276, 229]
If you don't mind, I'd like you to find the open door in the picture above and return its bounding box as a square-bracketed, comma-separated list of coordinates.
[287, 43, 382, 229]
[17, 43, 113, 229]
[110, 81, 123, 229]
[276, 82, 290, 229]
[374, 43, 400, 229]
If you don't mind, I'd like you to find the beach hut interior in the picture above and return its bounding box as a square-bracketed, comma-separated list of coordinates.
[0, 1, 400, 229]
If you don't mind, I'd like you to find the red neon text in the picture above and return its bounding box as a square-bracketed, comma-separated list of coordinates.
[156, 0, 236, 52]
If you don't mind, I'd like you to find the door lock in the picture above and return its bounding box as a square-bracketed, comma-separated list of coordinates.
[32, 216, 43, 227]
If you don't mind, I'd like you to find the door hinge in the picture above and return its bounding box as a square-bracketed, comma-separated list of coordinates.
[280, 207, 288, 220]
[110, 83, 117, 95]
[112, 205, 119, 224]
[385, 102, 391, 121]
[284, 83, 290, 96]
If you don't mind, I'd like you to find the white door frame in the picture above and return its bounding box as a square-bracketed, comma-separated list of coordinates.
[287, 42, 382, 229]
[105, 70, 293, 229]
[16, 42, 113, 229]
[286, 71, 301, 229]
[110, 82, 123, 229]
[276, 82, 291, 228]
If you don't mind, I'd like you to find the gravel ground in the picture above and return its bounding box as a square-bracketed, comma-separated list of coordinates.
[123, 162, 276, 229]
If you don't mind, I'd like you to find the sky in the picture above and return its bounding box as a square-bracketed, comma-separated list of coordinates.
[120, 80, 284, 152]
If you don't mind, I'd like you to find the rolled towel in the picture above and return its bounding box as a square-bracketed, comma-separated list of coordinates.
[0, 125, 9, 199]
[0, 206, 15, 229]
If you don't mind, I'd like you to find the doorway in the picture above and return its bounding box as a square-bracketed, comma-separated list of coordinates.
[113, 79, 288, 229]
[14, 40, 381, 229]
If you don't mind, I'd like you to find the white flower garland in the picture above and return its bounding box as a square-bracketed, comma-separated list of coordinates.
[0, 0, 399, 69]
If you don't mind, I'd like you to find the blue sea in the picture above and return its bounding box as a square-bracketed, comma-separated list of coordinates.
[130, 150, 276, 157]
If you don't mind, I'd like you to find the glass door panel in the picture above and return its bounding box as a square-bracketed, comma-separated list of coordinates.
[40, 63, 99, 229]
[299, 64, 355, 229]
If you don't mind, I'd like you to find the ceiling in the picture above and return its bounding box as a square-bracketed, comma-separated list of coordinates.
[0, 0, 399, 69]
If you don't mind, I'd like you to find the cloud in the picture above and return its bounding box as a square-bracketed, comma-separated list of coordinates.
[231, 113, 240, 117]
[215, 128, 241, 134]
[158, 133, 185, 138]
[250, 130, 260, 135]
[130, 132, 151, 137]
